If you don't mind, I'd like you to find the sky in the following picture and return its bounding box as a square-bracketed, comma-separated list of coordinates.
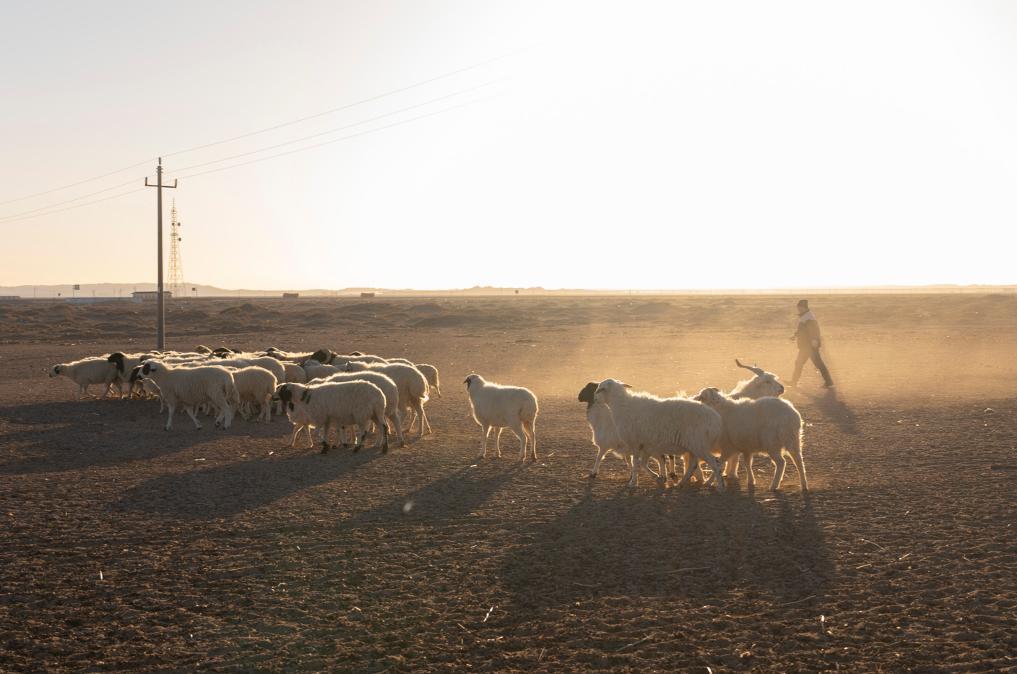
[1, 0, 1016, 291]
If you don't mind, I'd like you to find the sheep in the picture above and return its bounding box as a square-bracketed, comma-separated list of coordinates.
[137, 361, 237, 431]
[416, 363, 441, 398]
[578, 381, 626, 477]
[730, 359, 786, 399]
[231, 366, 278, 422]
[244, 356, 286, 384]
[692, 387, 807, 492]
[342, 361, 431, 437]
[282, 362, 307, 383]
[594, 379, 725, 490]
[195, 345, 213, 354]
[275, 381, 388, 453]
[49, 357, 118, 399]
[315, 371, 406, 447]
[107, 352, 157, 398]
[464, 374, 538, 461]
[129, 365, 163, 406]
[302, 360, 341, 381]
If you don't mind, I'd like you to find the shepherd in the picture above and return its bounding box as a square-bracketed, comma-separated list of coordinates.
[790, 299, 834, 388]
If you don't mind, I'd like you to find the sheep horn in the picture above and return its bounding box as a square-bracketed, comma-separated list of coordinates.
[735, 359, 765, 376]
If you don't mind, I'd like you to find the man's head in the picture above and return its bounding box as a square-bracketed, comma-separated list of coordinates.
[797, 299, 809, 316]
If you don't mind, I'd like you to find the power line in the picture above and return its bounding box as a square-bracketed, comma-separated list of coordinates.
[0, 187, 147, 225]
[0, 158, 153, 207]
[175, 95, 499, 181]
[168, 79, 504, 175]
[0, 48, 523, 208]
[0, 176, 145, 222]
[0, 93, 501, 225]
[161, 48, 522, 160]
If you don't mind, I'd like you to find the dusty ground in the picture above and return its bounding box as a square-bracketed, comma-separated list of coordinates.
[1, 294, 1015, 672]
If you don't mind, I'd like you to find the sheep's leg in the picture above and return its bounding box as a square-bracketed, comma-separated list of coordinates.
[724, 454, 740, 480]
[657, 454, 668, 485]
[288, 424, 303, 447]
[389, 411, 407, 447]
[627, 453, 640, 487]
[421, 404, 432, 436]
[769, 453, 787, 491]
[700, 454, 726, 492]
[261, 396, 272, 423]
[353, 427, 368, 452]
[164, 403, 176, 431]
[185, 406, 203, 430]
[494, 427, 503, 458]
[506, 423, 527, 461]
[589, 444, 611, 477]
[789, 449, 808, 492]
[744, 453, 756, 488]
[78, 384, 88, 400]
[480, 424, 491, 458]
[523, 419, 536, 460]
[677, 452, 700, 488]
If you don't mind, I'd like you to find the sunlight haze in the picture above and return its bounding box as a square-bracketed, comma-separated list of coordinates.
[2, 0, 1016, 290]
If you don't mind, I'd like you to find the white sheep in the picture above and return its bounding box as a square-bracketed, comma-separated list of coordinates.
[594, 379, 725, 490]
[464, 374, 538, 461]
[137, 361, 238, 431]
[416, 363, 441, 398]
[302, 360, 341, 381]
[275, 381, 388, 453]
[578, 381, 625, 477]
[316, 371, 406, 447]
[282, 362, 307, 383]
[730, 359, 786, 399]
[231, 366, 278, 422]
[692, 387, 807, 492]
[342, 361, 431, 437]
[49, 357, 118, 399]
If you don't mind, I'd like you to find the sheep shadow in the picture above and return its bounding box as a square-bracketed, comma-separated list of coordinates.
[500, 486, 832, 608]
[0, 398, 226, 474]
[114, 447, 385, 519]
[805, 388, 860, 435]
[344, 460, 526, 526]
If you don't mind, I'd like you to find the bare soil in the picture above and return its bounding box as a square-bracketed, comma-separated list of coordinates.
[1, 294, 1015, 672]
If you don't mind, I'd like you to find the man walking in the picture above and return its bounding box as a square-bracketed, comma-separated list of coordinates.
[790, 299, 834, 388]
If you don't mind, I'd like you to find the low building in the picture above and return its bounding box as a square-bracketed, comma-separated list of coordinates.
[132, 291, 172, 302]
[282, 292, 299, 299]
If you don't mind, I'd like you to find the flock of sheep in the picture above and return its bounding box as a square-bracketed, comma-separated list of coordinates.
[47, 348, 807, 492]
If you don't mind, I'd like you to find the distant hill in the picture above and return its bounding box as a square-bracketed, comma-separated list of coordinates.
[0, 282, 1014, 299]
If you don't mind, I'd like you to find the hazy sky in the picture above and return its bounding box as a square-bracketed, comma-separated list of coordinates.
[2, 0, 1016, 290]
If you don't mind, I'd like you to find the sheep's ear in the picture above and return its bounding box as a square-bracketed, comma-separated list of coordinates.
[621, 382, 632, 389]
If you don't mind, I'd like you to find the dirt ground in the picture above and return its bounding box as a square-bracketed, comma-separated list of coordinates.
[1, 294, 1015, 672]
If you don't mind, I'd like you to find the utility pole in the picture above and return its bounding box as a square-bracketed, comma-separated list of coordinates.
[145, 158, 177, 350]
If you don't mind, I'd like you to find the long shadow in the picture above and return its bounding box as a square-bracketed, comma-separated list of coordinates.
[805, 388, 860, 435]
[344, 460, 526, 527]
[0, 399, 297, 475]
[114, 448, 384, 519]
[500, 484, 833, 608]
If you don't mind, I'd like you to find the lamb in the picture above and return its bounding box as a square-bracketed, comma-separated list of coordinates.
[231, 366, 278, 422]
[342, 361, 431, 437]
[315, 371, 406, 447]
[49, 357, 118, 399]
[137, 361, 237, 430]
[692, 387, 807, 492]
[464, 374, 538, 461]
[243, 356, 286, 384]
[275, 381, 388, 453]
[107, 352, 149, 398]
[594, 379, 725, 490]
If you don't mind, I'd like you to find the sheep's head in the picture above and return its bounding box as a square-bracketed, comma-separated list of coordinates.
[107, 352, 126, 373]
[594, 379, 631, 404]
[48, 364, 63, 378]
[464, 374, 483, 390]
[139, 361, 163, 378]
[577, 382, 599, 406]
[692, 387, 725, 406]
[195, 345, 212, 354]
[732, 359, 784, 398]
[129, 365, 144, 383]
[274, 383, 298, 411]
[309, 349, 335, 364]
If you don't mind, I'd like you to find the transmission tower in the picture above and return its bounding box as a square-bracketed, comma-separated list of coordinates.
[167, 199, 184, 297]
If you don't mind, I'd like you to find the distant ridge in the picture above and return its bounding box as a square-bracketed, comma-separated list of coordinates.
[1, 282, 1015, 298]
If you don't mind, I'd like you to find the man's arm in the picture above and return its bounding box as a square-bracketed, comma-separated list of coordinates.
[807, 320, 822, 348]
